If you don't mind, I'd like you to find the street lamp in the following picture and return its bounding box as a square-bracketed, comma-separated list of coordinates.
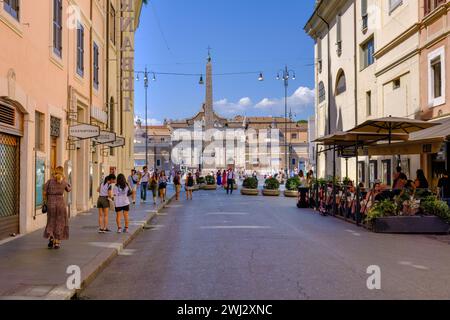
[277, 66, 296, 176]
[135, 67, 150, 167]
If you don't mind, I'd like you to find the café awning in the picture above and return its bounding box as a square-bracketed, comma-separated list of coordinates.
[314, 131, 409, 147]
[364, 117, 450, 156]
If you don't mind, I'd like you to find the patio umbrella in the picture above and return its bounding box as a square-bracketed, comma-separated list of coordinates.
[348, 116, 440, 143]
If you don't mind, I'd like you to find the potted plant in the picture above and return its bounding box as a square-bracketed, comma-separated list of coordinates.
[368, 197, 450, 234]
[241, 177, 259, 196]
[262, 177, 280, 196]
[203, 175, 217, 190]
[195, 176, 205, 190]
[284, 177, 300, 197]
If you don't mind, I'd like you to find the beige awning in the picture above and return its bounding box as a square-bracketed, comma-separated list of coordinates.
[314, 131, 409, 146]
[364, 117, 450, 156]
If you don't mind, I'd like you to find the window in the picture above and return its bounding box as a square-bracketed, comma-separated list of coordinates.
[292, 158, 296, 166]
[156, 159, 161, 167]
[291, 133, 298, 139]
[35, 112, 44, 152]
[389, 0, 403, 13]
[424, 0, 446, 15]
[318, 81, 326, 103]
[53, 0, 63, 57]
[93, 43, 99, 89]
[382, 160, 392, 186]
[369, 160, 378, 187]
[428, 47, 445, 107]
[317, 37, 323, 73]
[361, 0, 368, 30]
[109, 4, 116, 45]
[3, 0, 19, 21]
[361, 38, 375, 69]
[393, 78, 401, 89]
[76, 22, 85, 77]
[366, 91, 372, 116]
[336, 15, 342, 56]
[358, 161, 366, 185]
[336, 70, 346, 95]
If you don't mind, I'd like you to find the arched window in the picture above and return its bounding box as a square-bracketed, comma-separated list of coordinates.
[336, 70, 346, 95]
[318, 81, 326, 103]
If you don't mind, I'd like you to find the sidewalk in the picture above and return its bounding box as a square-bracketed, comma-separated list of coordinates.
[0, 187, 176, 300]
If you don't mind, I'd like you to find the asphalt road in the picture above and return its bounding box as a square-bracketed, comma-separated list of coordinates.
[81, 189, 450, 300]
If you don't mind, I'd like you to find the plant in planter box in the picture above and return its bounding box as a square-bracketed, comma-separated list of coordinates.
[342, 177, 351, 185]
[286, 177, 300, 191]
[205, 175, 216, 185]
[243, 177, 258, 189]
[196, 176, 205, 184]
[317, 178, 326, 187]
[366, 200, 398, 222]
[421, 196, 450, 222]
[264, 177, 280, 190]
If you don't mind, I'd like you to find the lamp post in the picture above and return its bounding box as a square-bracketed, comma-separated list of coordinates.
[277, 66, 296, 176]
[135, 67, 150, 167]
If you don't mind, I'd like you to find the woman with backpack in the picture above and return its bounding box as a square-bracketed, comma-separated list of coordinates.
[127, 169, 139, 205]
[185, 172, 194, 200]
[97, 174, 116, 234]
[173, 171, 182, 201]
[113, 174, 132, 233]
[159, 170, 168, 203]
[149, 172, 159, 205]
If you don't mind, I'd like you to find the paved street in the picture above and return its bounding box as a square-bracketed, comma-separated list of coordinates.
[81, 189, 450, 300]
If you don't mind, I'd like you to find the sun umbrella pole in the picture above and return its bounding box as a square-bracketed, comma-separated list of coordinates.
[333, 144, 337, 216]
[355, 136, 360, 226]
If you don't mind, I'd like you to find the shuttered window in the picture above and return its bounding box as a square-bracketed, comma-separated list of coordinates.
[3, 0, 19, 21]
[53, 0, 63, 57]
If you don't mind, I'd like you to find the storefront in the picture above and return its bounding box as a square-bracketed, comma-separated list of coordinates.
[0, 101, 23, 239]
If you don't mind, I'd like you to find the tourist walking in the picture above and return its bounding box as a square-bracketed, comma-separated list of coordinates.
[226, 168, 235, 195]
[185, 172, 194, 200]
[127, 169, 139, 205]
[216, 170, 222, 186]
[96, 174, 116, 234]
[43, 166, 72, 249]
[140, 166, 150, 202]
[159, 170, 168, 202]
[414, 169, 429, 190]
[149, 172, 159, 205]
[113, 174, 132, 234]
[173, 171, 182, 201]
[222, 170, 227, 189]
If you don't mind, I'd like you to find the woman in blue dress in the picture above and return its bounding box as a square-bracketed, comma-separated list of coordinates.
[216, 170, 222, 186]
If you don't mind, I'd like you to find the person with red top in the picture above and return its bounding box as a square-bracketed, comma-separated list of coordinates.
[222, 170, 227, 189]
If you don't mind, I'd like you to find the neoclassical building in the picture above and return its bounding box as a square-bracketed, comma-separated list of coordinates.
[163, 55, 309, 174]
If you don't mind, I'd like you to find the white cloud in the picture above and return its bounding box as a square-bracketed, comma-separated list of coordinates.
[215, 86, 315, 118]
[214, 97, 254, 116]
[134, 115, 163, 126]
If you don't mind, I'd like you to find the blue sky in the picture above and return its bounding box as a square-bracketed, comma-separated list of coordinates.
[134, 0, 316, 124]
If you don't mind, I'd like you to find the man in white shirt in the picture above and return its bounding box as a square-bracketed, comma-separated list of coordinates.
[140, 166, 150, 202]
[226, 168, 235, 195]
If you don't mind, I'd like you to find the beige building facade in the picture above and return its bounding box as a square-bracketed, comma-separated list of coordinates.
[305, 0, 428, 186]
[0, 0, 143, 240]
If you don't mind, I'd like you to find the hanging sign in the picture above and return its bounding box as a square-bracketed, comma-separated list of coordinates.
[69, 124, 100, 140]
[92, 130, 116, 144]
[338, 147, 357, 158]
[106, 136, 125, 148]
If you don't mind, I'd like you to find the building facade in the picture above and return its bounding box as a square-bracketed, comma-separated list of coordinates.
[305, 0, 432, 186]
[163, 55, 309, 175]
[0, 0, 143, 240]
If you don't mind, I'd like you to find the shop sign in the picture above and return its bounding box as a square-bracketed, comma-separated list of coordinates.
[106, 136, 125, 148]
[338, 147, 357, 158]
[69, 124, 100, 140]
[92, 130, 116, 144]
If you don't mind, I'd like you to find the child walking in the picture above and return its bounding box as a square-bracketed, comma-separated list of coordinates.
[113, 174, 132, 234]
